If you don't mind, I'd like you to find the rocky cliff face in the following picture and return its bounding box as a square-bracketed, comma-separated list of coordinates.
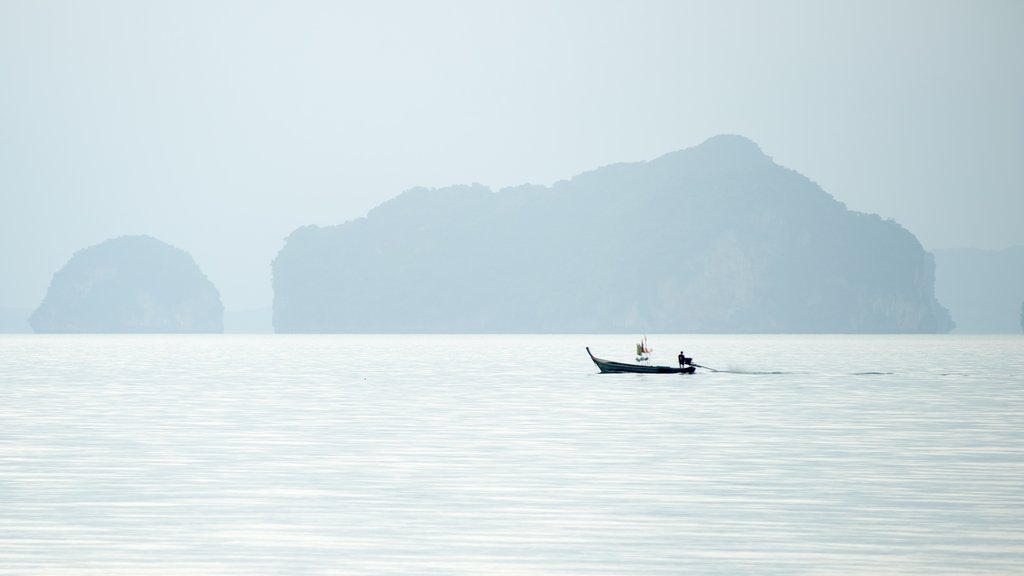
[273, 135, 953, 333]
[31, 235, 223, 333]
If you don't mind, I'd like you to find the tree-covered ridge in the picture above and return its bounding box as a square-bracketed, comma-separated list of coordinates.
[31, 235, 223, 333]
[273, 135, 953, 333]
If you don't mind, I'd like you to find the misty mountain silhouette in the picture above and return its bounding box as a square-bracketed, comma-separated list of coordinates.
[272, 135, 953, 333]
[31, 235, 223, 333]
[933, 246, 1024, 333]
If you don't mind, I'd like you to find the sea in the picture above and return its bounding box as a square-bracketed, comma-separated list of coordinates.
[1, 334, 1022, 575]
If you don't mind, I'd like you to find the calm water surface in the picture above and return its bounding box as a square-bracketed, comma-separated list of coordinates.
[1, 334, 1022, 574]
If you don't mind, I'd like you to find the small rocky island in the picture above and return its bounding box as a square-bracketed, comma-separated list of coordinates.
[30, 235, 223, 333]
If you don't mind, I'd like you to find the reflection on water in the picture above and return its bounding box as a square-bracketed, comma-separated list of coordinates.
[1, 334, 1022, 574]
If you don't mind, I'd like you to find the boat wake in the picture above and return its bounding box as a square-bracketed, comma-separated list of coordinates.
[715, 369, 794, 375]
[693, 364, 794, 375]
[697, 366, 897, 376]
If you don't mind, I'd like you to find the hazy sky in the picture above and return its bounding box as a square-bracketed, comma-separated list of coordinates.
[2, 0, 1022, 310]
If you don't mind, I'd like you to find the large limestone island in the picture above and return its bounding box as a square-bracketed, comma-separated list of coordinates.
[31, 235, 223, 333]
[273, 135, 953, 333]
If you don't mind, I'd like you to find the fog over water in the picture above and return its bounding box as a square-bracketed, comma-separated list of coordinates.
[1, 1, 1022, 312]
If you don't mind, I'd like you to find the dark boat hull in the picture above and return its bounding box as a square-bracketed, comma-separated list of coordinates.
[586, 347, 696, 374]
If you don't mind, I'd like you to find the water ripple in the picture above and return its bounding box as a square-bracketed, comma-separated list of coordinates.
[1, 334, 1022, 574]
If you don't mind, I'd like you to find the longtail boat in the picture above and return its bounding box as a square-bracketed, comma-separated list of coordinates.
[586, 347, 696, 374]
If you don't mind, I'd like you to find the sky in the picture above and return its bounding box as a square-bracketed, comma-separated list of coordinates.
[1, 0, 1022, 311]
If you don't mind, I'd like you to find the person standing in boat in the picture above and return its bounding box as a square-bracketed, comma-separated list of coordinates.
[678, 350, 690, 367]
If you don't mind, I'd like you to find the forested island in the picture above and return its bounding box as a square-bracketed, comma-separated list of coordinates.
[273, 135, 953, 333]
[31, 235, 223, 333]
